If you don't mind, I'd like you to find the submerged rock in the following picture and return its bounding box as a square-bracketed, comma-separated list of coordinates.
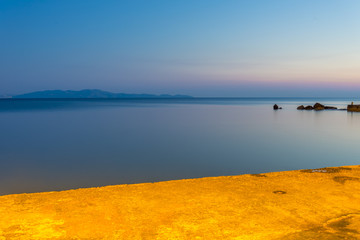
[297, 105, 305, 110]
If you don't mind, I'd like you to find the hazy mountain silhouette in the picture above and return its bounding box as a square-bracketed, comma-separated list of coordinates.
[13, 89, 193, 99]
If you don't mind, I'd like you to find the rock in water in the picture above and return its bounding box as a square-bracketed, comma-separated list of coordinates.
[313, 103, 325, 110]
[304, 105, 313, 110]
[273, 104, 279, 110]
[324, 106, 337, 110]
[297, 105, 305, 110]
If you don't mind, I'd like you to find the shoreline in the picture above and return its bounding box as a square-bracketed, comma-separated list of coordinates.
[0, 164, 357, 197]
[1, 165, 360, 239]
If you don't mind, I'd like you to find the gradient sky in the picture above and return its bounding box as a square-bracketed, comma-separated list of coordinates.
[1, 0, 360, 97]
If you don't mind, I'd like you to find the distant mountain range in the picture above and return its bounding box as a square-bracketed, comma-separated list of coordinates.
[13, 89, 193, 99]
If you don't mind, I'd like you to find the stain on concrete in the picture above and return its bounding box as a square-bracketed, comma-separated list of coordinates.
[325, 215, 359, 234]
[279, 213, 360, 240]
[333, 176, 360, 184]
[300, 167, 352, 174]
[273, 190, 286, 194]
[250, 174, 267, 177]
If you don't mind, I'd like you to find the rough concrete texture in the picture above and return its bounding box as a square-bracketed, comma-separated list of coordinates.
[0, 165, 360, 239]
[347, 105, 360, 112]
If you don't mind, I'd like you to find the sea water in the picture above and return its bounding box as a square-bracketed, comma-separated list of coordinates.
[0, 98, 359, 195]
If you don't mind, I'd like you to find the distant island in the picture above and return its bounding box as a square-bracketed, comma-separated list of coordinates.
[13, 89, 193, 99]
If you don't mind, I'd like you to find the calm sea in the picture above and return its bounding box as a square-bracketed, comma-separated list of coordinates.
[1, 98, 359, 195]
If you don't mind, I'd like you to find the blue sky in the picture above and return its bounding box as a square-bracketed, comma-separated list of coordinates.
[1, 0, 360, 96]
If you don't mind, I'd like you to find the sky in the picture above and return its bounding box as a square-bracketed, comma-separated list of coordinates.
[1, 0, 360, 97]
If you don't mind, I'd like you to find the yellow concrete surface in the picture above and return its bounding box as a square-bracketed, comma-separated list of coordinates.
[1, 165, 360, 239]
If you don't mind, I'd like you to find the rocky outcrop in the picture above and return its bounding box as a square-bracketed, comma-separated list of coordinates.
[273, 104, 282, 110]
[297, 103, 338, 110]
[313, 103, 325, 110]
[297, 105, 305, 110]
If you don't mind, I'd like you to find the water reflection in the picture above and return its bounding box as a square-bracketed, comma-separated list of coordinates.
[347, 111, 360, 126]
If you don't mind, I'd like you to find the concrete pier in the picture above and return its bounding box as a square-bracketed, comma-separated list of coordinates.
[347, 104, 360, 112]
[0, 165, 360, 239]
